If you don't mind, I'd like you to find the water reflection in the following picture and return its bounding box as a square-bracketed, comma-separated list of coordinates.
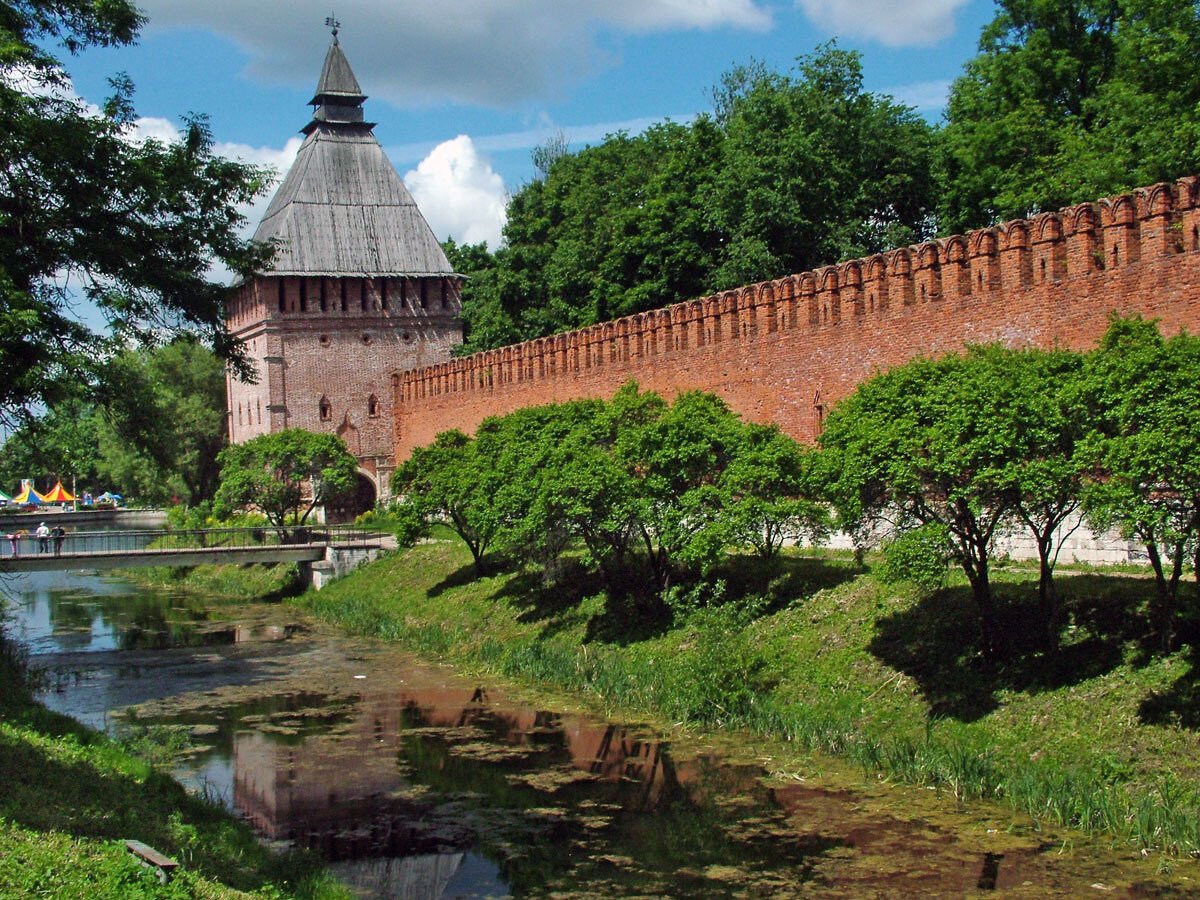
[3, 570, 1162, 897]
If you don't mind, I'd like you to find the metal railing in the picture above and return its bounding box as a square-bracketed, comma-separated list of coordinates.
[1, 524, 383, 559]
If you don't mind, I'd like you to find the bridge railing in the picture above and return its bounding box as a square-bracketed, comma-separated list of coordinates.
[1, 524, 383, 558]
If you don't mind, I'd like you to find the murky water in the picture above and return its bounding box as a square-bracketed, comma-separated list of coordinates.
[1, 569, 1192, 897]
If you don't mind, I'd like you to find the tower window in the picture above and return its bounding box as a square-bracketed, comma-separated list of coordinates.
[340, 279, 348, 312]
[380, 279, 389, 310]
[299, 279, 308, 311]
[367, 394, 379, 417]
[319, 396, 332, 422]
[277, 279, 285, 313]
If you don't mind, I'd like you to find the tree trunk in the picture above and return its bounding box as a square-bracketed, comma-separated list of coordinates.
[962, 551, 998, 660]
[1036, 528, 1060, 648]
[1144, 541, 1179, 654]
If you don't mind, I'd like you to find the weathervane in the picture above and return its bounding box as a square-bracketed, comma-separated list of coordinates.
[325, 13, 340, 43]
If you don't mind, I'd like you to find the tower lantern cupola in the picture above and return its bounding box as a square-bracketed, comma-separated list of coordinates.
[305, 28, 372, 133]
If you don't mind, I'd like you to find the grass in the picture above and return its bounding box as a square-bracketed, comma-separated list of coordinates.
[0, 616, 347, 898]
[122, 561, 304, 603]
[299, 528, 1200, 859]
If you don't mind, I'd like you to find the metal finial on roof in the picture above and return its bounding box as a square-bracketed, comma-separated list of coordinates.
[325, 14, 340, 44]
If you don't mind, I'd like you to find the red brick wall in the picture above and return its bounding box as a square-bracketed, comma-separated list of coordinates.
[394, 178, 1200, 463]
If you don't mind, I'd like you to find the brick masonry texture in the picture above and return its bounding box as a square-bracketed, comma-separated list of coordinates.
[227, 274, 462, 494]
[394, 178, 1200, 462]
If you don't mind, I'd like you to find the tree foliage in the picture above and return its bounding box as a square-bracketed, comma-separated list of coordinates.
[458, 45, 935, 352]
[819, 346, 1089, 655]
[214, 429, 357, 530]
[1077, 317, 1200, 651]
[0, 340, 229, 505]
[0, 0, 272, 422]
[392, 383, 828, 620]
[940, 0, 1200, 230]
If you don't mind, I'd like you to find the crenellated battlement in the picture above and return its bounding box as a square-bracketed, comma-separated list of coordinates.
[394, 178, 1200, 461]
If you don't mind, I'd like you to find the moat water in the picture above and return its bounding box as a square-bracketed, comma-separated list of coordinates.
[0, 569, 1189, 898]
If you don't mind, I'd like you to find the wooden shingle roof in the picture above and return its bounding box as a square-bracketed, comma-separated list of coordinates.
[253, 37, 455, 279]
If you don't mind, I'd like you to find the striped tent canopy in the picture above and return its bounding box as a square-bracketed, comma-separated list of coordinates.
[13, 482, 47, 504]
[42, 482, 75, 502]
[0, 488, 11, 502]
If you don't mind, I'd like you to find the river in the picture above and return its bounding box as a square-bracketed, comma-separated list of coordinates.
[0, 567, 1185, 897]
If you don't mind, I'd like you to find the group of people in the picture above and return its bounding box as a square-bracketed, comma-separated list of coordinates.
[5, 522, 68, 557]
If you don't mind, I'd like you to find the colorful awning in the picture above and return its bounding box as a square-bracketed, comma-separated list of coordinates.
[42, 482, 75, 502]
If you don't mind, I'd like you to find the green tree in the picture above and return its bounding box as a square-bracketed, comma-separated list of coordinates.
[1077, 317, 1200, 652]
[710, 44, 937, 288]
[988, 346, 1088, 638]
[940, 0, 1200, 231]
[391, 430, 506, 576]
[98, 338, 229, 505]
[213, 429, 357, 531]
[457, 42, 937, 354]
[0, 1, 272, 423]
[820, 354, 1017, 657]
[0, 397, 102, 492]
[720, 423, 829, 559]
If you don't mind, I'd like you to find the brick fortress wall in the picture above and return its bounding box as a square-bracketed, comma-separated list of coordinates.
[227, 274, 461, 492]
[394, 178, 1200, 462]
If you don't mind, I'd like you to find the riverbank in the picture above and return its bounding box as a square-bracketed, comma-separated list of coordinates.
[0, 632, 346, 897]
[122, 559, 303, 602]
[299, 532, 1200, 860]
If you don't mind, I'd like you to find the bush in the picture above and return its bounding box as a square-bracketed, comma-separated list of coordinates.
[877, 523, 952, 593]
[355, 504, 427, 547]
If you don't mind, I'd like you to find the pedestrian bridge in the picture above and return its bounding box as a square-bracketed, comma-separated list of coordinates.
[0, 525, 385, 576]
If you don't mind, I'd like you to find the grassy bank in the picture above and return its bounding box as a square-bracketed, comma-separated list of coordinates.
[121, 560, 303, 602]
[0, 626, 345, 897]
[300, 531, 1200, 858]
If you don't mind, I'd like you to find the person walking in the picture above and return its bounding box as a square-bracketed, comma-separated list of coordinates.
[5, 532, 19, 557]
[35, 522, 50, 553]
[51, 525, 67, 556]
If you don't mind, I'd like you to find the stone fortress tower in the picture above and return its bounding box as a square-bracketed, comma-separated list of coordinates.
[225, 25, 463, 515]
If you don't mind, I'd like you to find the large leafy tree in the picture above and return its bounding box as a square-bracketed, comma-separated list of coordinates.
[0, 1, 272, 423]
[97, 338, 229, 504]
[709, 45, 936, 288]
[458, 45, 935, 353]
[939, 0, 1200, 231]
[820, 353, 1021, 657]
[213, 429, 357, 530]
[1077, 317, 1200, 653]
[391, 430, 508, 576]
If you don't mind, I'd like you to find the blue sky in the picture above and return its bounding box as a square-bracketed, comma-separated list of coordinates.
[57, 0, 999, 249]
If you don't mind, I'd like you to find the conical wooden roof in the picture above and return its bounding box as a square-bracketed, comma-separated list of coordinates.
[252, 36, 455, 278]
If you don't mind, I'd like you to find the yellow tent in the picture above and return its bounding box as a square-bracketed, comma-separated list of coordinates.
[12, 482, 47, 505]
[42, 482, 75, 503]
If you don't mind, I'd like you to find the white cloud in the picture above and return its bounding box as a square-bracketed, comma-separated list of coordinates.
[137, 0, 772, 107]
[404, 136, 507, 249]
[884, 78, 951, 114]
[385, 112, 694, 170]
[796, 0, 970, 47]
[215, 136, 304, 242]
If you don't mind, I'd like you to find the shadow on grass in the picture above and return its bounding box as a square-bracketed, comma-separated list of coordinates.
[714, 552, 865, 617]
[497, 551, 864, 647]
[869, 573, 1159, 723]
[1139, 609, 1200, 729]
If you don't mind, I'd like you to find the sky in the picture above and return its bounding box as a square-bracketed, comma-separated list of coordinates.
[56, 0, 1000, 251]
